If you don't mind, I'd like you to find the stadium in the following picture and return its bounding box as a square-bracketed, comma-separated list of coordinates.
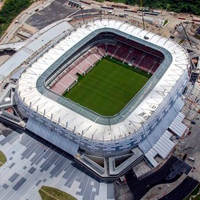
[15, 19, 190, 179]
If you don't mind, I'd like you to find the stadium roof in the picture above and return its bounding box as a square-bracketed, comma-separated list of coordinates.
[37, 27, 171, 125]
[17, 19, 189, 141]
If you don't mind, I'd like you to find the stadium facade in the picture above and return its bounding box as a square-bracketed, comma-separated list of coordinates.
[15, 19, 190, 179]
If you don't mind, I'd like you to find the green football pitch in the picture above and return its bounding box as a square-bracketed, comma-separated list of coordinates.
[64, 56, 151, 116]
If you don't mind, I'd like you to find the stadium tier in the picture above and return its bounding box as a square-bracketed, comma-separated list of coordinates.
[15, 19, 190, 179]
[49, 36, 163, 95]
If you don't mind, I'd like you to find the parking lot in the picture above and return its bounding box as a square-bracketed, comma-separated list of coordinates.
[26, 0, 78, 30]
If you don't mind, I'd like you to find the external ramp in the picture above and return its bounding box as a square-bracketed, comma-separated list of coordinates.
[169, 112, 187, 137]
[144, 131, 176, 167]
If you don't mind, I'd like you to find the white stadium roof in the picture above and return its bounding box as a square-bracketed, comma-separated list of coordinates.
[17, 19, 189, 141]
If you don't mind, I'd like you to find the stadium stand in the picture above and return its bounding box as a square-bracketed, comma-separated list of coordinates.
[50, 38, 163, 95]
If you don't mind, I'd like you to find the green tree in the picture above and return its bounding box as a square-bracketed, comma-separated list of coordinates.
[0, 0, 32, 36]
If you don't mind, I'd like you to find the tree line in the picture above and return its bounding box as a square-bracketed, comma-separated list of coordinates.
[125, 0, 200, 15]
[0, 0, 32, 36]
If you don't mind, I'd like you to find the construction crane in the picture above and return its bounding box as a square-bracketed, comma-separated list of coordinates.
[140, 0, 145, 29]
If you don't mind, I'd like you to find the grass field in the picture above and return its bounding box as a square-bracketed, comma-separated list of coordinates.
[0, 151, 6, 167]
[64, 56, 150, 116]
[39, 186, 76, 200]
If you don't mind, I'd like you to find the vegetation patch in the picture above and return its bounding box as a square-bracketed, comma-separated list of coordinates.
[163, 19, 168, 27]
[185, 184, 200, 200]
[194, 34, 200, 40]
[64, 56, 150, 116]
[39, 186, 76, 200]
[0, 151, 6, 167]
[0, 0, 32, 36]
[95, 0, 200, 15]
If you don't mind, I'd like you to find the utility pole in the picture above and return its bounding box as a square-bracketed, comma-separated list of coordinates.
[81, 7, 85, 24]
[140, 0, 145, 30]
[181, 22, 192, 47]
